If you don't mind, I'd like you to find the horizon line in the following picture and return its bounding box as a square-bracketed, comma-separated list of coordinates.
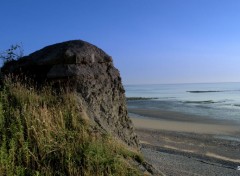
[123, 81, 240, 86]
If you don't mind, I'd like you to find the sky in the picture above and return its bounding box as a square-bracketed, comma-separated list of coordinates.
[1, 0, 240, 84]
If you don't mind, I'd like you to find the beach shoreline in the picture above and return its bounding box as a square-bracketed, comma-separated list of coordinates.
[129, 108, 240, 136]
[129, 109, 240, 176]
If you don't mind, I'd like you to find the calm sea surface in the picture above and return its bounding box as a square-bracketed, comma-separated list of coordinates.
[125, 83, 240, 122]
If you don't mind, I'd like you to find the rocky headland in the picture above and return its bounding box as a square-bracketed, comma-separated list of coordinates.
[1, 40, 162, 175]
[2, 40, 139, 148]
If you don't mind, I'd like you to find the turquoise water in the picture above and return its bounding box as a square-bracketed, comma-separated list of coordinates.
[125, 83, 240, 122]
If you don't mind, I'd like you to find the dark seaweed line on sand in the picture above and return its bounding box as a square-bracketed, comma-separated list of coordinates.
[126, 97, 158, 101]
[183, 100, 216, 104]
[188, 90, 240, 93]
[187, 91, 223, 93]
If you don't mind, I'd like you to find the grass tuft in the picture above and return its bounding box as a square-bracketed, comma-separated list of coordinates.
[0, 77, 142, 176]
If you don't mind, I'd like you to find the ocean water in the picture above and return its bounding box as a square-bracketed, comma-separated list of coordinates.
[125, 83, 240, 122]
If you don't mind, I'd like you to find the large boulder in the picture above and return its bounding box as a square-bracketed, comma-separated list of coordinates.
[1, 40, 139, 148]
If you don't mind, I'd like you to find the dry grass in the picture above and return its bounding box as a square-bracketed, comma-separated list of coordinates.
[0, 77, 142, 176]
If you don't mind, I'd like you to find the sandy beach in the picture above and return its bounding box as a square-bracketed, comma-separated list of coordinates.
[129, 108, 240, 176]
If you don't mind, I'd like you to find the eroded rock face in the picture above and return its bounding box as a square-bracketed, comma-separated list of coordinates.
[1, 40, 139, 148]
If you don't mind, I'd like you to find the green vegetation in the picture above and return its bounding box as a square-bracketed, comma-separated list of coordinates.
[0, 77, 142, 176]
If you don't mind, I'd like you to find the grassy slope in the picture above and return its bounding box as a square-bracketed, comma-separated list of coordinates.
[0, 78, 143, 176]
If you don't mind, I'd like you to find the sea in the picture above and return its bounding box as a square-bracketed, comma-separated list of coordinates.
[125, 82, 240, 123]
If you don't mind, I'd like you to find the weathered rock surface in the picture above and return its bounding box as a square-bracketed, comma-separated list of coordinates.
[1, 40, 139, 148]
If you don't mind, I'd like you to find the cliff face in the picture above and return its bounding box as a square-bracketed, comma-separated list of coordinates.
[1, 40, 139, 148]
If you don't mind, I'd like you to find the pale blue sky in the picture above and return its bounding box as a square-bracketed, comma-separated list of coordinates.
[1, 0, 240, 84]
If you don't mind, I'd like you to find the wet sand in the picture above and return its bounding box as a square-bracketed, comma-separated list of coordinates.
[130, 108, 240, 135]
[131, 117, 240, 135]
[129, 108, 240, 176]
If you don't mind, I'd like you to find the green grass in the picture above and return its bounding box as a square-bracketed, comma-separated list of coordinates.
[0, 77, 142, 176]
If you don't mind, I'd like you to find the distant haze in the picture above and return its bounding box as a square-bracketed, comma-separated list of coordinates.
[1, 0, 240, 84]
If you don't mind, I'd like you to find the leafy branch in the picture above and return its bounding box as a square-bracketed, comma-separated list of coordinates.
[0, 43, 24, 63]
